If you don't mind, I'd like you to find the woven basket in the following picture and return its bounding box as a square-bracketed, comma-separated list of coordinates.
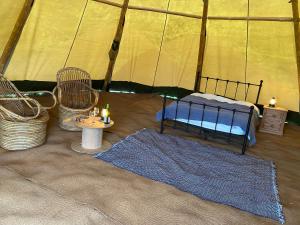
[0, 111, 49, 151]
[58, 105, 89, 131]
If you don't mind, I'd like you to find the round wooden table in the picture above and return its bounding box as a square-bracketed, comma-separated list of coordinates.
[70, 116, 114, 154]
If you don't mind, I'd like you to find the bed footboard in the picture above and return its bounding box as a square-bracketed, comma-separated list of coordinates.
[159, 95, 255, 155]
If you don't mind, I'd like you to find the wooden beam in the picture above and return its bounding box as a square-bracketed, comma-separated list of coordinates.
[102, 0, 129, 91]
[291, 0, 300, 111]
[93, 0, 298, 22]
[92, 0, 122, 8]
[0, 0, 34, 74]
[208, 16, 298, 22]
[194, 0, 209, 91]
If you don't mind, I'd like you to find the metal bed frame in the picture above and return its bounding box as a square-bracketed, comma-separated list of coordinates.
[160, 76, 263, 154]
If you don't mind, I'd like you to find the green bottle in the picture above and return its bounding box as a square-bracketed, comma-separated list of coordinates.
[103, 104, 110, 124]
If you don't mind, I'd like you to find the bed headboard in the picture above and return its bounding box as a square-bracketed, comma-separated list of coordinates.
[197, 76, 263, 104]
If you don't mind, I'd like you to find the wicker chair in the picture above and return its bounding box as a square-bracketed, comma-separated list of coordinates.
[53, 67, 99, 131]
[0, 75, 57, 151]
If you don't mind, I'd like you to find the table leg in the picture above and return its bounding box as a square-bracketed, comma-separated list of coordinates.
[82, 128, 103, 149]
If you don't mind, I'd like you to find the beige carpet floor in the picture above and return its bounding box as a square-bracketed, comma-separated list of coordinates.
[0, 93, 299, 225]
[0, 166, 122, 225]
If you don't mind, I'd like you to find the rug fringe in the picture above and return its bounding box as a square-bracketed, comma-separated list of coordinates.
[271, 162, 285, 224]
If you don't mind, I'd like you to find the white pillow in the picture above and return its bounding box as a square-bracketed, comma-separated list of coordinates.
[191, 93, 260, 114]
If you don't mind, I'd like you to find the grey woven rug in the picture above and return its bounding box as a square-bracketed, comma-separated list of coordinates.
[96, 129, 285, 223]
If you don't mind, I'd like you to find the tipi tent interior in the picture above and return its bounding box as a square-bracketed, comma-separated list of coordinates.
[0, 0, 300, 224]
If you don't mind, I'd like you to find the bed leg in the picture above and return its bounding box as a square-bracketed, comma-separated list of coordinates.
[160, 95, 167, 134]
[204, 132, 208, 140]
[241, 106, 254, 155]
[160, 122, 164, 134]
[241, 142, 247, 155]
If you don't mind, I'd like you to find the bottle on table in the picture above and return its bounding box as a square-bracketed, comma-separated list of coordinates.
[101, 104, 110, 124]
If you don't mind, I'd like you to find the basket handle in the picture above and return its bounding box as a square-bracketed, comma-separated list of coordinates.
[0, 97, 41, 121]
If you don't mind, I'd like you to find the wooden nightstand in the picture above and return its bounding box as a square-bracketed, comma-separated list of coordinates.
[259, 105, 288, 135]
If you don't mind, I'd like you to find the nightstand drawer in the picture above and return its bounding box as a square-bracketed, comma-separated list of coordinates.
[264, 109, 285, 122]
[261, 121, 283, 131]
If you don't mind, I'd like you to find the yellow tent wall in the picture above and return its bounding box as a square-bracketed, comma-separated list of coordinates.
[0, 0, 25, 58]
[113, 0, 203, 89]
[0, 0, 299, 112]
[4, 0, 121, 81]
[203, 1, 299, 111]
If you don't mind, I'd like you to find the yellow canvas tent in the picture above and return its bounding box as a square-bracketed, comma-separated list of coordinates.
[0, 0, 299, 112]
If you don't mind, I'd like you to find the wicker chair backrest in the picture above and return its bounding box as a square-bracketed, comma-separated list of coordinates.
[57, 67, 92, 109]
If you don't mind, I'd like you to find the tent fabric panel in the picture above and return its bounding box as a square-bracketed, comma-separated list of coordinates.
[129, 0, 169, 10]
[66, 2, 121, 80]
[0, 0, 25, 56]
[168, 0, 203, 16]
[154, 16, 201, 90]
[112, 9, 166, 86]
[250, 0, 292, 17]
[202, 20, 247, 100]
[5, 0, 87, 81]
[208, 0, 248, 17]
[109, 0, 124, 3]
[247, 22, 299, 112]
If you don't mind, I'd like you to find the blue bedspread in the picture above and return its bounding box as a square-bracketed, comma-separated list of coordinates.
[156, 95, 259, 145]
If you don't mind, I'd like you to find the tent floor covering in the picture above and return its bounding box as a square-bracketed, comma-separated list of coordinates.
[0, 93, 299, 225]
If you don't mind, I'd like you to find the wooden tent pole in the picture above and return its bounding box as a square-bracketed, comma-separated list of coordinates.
[92, 0, 298, 22]
[102, 0, 129, 91]
[0, 0, 34, 74]
[291, 0, 300, 111]
[194, 0, 209, 91]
